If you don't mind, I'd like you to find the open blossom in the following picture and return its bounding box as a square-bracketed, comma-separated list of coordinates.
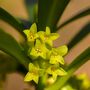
[38, 27, 59, 46]
[46, 65, 67, 80]
[24, 63, 40, 84]
[50, 45, 68, 65]
[23, 23, 38, 42]
[30, 39, 48, 59]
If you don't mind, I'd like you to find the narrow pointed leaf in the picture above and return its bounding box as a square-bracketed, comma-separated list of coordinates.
[0, 8, 25, 36]
[57, 8, 90, 29]
[0, 29, 29, 69]
[68, 23, 90, 50]
[38, 0, 70, 32]
[46, 47, 90, 90]
[24, 0, 37, 22]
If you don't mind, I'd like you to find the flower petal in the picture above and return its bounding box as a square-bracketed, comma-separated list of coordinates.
[56, 68, 67, 76]
[24, 72, 39, 84]
[33, 74, 39, 84]
[57, 45, 68, 56]
[46, 27, 51, 35]
[23, 30, 30, 36]
[50, 54, 64, 65]
[29, 63, 36, 71]
[24, 72, 32, 82]
[30, 23, 37, 33]
[50, 33, 59, 40]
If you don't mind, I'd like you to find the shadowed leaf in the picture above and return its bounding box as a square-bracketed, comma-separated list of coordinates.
[68, 23, 90, 50]
[38, 0, 70, 32]
[0, 29, 29, 69]
[0, 8, 25, 36]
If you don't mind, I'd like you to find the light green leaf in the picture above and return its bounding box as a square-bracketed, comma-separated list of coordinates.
[0, 29, 29, 69]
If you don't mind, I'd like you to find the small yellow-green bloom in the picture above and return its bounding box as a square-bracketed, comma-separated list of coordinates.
[24, 63, 39, 84]
[50, 49, 64, 65]
[23, 23, 38, 42]
[50, 54, 64, 65]
[24, 23, 68, 84]
[49, 45, 68, 65]
[38, 27, 59, 46]
[30, 39, 47, 59]
[46, 66, 67, 80]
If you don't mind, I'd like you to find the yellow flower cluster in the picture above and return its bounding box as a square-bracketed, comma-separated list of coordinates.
[24, 23, 68, 84]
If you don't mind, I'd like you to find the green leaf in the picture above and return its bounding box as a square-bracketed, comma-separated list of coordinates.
[0, 52, 18, 73]
[0, 8, 25, 36]
[57, 8, 90, 29]
[38, 0, 70, 32]
[68, 23, 90, 50]
[24, 0, 37, 22]
[0, 29, 29, 69]
[45, 47, 90, 90]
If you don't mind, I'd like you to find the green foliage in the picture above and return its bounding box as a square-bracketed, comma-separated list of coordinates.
[57, 8, 90, 29]
[0, 29, 29, 69]
[0, 8, 25, 36]
[68, 23, 90, 50]
[38, 0, 70, 32]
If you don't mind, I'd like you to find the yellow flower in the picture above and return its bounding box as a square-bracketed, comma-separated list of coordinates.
[50, 45, 68, 65]
[46, 66, 67, 80]
[30, 39, 47, 59]
[38, 27, 59, 46]
[23, 23, 38, 42]
[24, 63, 39, 84]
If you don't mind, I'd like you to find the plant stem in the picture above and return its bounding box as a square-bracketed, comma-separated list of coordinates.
[37, 77, 45, 90]
[45, 47, 90, 90]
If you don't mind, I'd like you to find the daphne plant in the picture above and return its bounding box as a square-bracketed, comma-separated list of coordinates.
[0, 0, 90, 90]
[24, 23, 68, 84]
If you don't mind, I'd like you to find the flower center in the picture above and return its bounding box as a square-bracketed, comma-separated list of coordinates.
[35, 48, 42, 53]
[32, 70, 38, 75]
[29, 32, 34, 39]
[51, 67, 56, 71]
[44, 35, 49, 40]
[52, 52, 58, 57]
